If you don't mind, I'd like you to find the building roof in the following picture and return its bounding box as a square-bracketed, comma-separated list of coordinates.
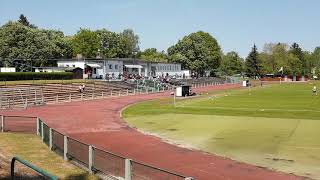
[56, 58, 180, 65]
[33, 66, 75, 70]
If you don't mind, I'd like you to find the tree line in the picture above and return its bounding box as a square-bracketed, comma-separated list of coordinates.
[0, 14, 319, 77]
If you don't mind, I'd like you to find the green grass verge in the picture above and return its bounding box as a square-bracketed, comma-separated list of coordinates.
[123, 82, 320, 179]
[0, 133, 98, 179]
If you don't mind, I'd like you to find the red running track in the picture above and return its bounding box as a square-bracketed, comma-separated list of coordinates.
[1, 84, 302, 180]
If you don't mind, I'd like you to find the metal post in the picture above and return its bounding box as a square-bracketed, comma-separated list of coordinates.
[1, 115, 4, 132]
[56, 94, 58, 103]
[41, 121, 44, 140]
[127, 89, 129, 96]
[111, 90, 113, 96]
[0, 90, 2, 109]
[69, 93, 71, 102]
[125, 159, 132, 180]
[133, 88, 136, 95]
[35, 88, 37, 104]
[41, 89, 44, 104]
[63, 136, 68, 161]
[36, 118, 40, 136]
[118, 90, 121, 96]
[81, 93, 83, 100]
[93, 83, 96, 99]
[173, 92, 176, 107]
[24, 97, 28, 109]
[49, 128, 53, 150]
[102, 91, 104, 98]
[146, 87, 148, 94]
[89, 146, 93, 174]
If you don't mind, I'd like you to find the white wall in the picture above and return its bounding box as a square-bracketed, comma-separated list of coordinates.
[34, 68, 65, 73]
[0, 67, 16, 72]
[105, 60, 123, 79]
[56, 59, 185, 79]
[58, 61, 85, 69]
[151, 63, 182, 77]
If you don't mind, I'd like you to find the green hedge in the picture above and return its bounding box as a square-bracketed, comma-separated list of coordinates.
[0, 72, 73, 81]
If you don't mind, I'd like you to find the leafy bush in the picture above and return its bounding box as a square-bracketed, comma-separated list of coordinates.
[0, 72, 73, 81]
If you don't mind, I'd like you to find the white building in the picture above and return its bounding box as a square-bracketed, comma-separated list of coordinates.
[122, 59, 184, 78]
[56, 58, 188, 79]
[150, 62, 182, 77]
[57, 59, 123, 79]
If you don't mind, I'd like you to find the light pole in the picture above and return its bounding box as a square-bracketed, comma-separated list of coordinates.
[173, 92, 176, 108]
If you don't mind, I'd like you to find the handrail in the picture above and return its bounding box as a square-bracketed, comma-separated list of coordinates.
[2, 115, 38, 119]
[132, 160, 186, 178]
[11, 156, 58, 180]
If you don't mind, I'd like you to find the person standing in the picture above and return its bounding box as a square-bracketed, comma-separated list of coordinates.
[312, 85, 317, 96]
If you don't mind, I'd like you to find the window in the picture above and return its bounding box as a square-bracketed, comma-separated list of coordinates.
[66, 65, 69, 67]
[72, 65, 75, 68]
[93, 68, 97, 74]
[115, 64, 118, 69]
[109, 64, 112, 69]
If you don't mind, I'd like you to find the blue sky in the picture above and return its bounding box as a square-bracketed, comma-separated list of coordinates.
[0, 0, 319, 57]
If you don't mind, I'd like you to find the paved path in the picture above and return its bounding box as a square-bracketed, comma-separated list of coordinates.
[1, 84, 302, 180]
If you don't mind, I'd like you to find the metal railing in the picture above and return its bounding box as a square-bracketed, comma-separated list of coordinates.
[0, 80, 230, 110]
[0, 115, 195, 180]
[0, 85, 173, 110]
[11, 156, 58, 180]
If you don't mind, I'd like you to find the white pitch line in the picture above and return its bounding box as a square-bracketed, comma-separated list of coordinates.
[280, 145, 320, 150]
[176, 105, 320, 113]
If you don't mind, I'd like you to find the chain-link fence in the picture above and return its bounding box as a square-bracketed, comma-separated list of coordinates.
[0, 115, 37, 133]
[0, 115, 194, 180]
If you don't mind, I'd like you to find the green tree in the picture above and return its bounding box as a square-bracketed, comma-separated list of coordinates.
[286, 53, 301, 76]
[71, 29, 100, 58]
[312, 47, 320, 65]
[0, 22, 72, 71]
[18, 14, 36, 28]
[289, 43, 305, 75]
[259, 43, 289, 74]
[245, 44, 261, 78]
[219, 51, 243, 75]
[96, 29, 122, 58]
[306, 47, 320, 77]
[118, 29, 139, 58]
[167, 31, 221, 76]
[137, 48, 168, 62]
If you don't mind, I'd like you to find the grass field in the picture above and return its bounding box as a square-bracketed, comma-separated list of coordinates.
[123, 82, 320, 179]
[0, 133, 97, 179]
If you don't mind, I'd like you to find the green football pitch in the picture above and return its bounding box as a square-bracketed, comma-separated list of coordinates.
[123, 82, 320, 179]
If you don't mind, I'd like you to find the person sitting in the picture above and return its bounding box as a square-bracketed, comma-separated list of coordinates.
[79, 85, 83, 93]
